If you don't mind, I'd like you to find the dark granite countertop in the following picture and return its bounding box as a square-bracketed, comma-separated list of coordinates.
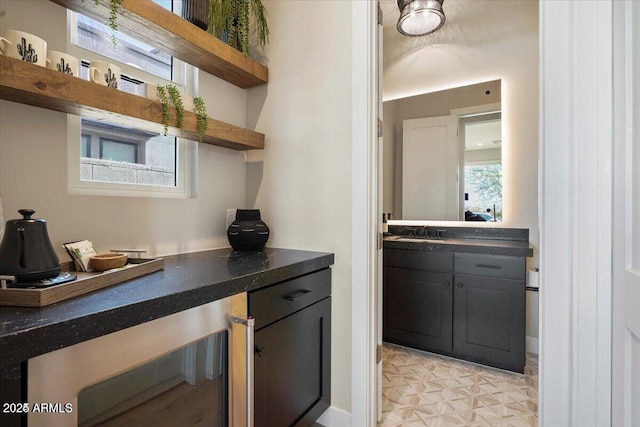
[383, 235, 534, 257]
[0, 247, 334, 369]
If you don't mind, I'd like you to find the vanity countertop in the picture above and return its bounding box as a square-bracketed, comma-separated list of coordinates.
[0, 247, 334, 369]
[383, 235, 534, 257]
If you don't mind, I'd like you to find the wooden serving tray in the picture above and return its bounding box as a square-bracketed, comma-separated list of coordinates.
[0, 258, 164, 307]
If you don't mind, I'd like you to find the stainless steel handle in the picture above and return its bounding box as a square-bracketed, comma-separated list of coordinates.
[232, 315, 255, 427]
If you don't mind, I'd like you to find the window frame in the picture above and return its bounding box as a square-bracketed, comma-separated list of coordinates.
[65, 6, 198, 199]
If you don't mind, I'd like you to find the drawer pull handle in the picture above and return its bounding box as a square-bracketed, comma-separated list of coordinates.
[285, 290, 311, 301]
[443, 281, 450, 287]
[475, 263, 502, 270]
[457, 282, 464, 288]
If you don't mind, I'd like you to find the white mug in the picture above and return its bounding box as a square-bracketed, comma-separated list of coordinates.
[89, 60, 121, 89]
[46, 50, 79, 77]
[0, 30, 47, 67]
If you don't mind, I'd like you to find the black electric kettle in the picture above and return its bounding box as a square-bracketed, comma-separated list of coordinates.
[0, 209, 60, 282]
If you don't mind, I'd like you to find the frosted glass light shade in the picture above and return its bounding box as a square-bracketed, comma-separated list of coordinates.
[397, 0, 445, 37]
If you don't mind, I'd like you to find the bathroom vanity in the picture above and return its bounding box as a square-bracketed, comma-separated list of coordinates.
[383, 226, 533, 373]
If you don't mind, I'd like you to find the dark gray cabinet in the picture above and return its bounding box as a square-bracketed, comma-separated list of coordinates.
[452, 253, 526, 372]
[249, 269, 331, 427]
[383, 248, 526, 373]
[384, 267, 453, 353]
[453, 274, 525, 372]
[0, 363, 25, 427]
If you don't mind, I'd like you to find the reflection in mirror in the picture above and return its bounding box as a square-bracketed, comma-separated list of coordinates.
[461, 112, 502, 222]
[383, 80, 502, 221]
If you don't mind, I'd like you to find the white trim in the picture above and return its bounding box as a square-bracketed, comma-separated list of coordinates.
[351, 0, 379, 426]
[317, 406, 352, 427]
[526, 336, 539, 355]
[540, 1, 613, 426]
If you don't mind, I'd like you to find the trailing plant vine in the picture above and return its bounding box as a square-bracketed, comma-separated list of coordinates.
[156, 85, 170, 136]
[193, 96, 208, 142]
[95, 0, 124, 48]
[165, 85, 184, 131]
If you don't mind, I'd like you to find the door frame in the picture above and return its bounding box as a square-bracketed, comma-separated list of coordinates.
[350, 1, 379, 426]
[539, 1, 613, 426]
[353, 1, 617, 426]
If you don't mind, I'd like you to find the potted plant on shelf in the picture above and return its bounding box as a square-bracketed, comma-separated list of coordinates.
[207, 0, 269, 56]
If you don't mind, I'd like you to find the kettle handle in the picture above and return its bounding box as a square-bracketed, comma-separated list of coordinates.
[18, 227, 26, 268]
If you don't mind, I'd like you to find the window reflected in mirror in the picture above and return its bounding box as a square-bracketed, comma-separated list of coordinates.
[461, 113, 502, 222]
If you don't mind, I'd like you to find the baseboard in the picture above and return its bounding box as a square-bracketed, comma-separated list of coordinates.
[317, 406, 351, 427]
[526, 335, 539, 354]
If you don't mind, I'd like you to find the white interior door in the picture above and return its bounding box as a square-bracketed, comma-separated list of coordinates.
[402, 116, 458, 220]
[613, 1, 640, 425]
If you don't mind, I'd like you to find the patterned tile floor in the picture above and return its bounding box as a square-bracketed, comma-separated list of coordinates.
[379, 343, 538, 427]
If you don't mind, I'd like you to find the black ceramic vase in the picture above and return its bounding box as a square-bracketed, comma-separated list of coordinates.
[181, 0, 209, 31]
[227, 209, 270, 251]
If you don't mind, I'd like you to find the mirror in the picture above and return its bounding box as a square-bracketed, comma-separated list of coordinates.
[383, 80, 502, 221]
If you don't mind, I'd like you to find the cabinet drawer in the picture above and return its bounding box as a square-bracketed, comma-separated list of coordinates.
[454, 253, 525, 280]
[249, 268, 331, 330]
[384, 248, 453, 272]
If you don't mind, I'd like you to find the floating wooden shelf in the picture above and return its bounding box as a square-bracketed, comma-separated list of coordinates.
[49, 0, 268, 89]
[0, 56, 265, 151]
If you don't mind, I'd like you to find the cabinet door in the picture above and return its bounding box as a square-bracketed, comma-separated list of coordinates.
[453, 274, 525, 372]
[0, 363, 25, 427]
[383, 267, 453, 353]
[254, 298, 331, 427]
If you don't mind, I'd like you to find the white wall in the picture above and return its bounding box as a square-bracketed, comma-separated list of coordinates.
[0, 0, 249, 259]
[246, 0, 353, 414]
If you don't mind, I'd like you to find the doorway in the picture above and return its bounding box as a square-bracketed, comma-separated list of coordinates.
[376, 0, 539, 425]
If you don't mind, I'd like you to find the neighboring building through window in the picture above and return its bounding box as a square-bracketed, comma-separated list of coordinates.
[80, 118, 176, 187]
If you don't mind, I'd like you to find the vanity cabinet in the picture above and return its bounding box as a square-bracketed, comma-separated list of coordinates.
[453, 253, 526, 372]
[249, 268, 331, 427]
[383, 248, 526, 373]
[383, 251, 454, 354]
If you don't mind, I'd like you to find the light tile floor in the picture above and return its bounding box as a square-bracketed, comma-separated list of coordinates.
[379, 343, 538, 427]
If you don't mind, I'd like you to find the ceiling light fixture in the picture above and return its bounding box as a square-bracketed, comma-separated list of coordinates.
[396, 0, 446, 37]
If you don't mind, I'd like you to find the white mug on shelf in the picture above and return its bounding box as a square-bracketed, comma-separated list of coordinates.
[46, 50, 79, 77]
[0, 30, 47, 67]
[89, 60, 121, 89]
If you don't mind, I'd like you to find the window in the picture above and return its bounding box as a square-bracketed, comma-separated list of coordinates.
[66, 1, 197, 198]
